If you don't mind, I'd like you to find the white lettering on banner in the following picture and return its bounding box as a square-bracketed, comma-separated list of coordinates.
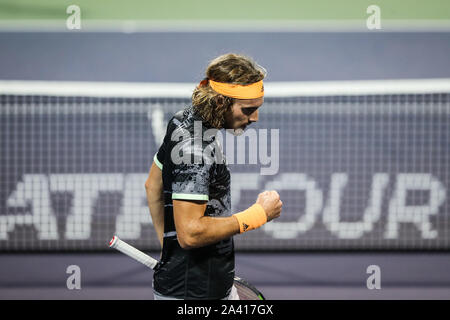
[230, 174, 261, 212]
[1, 174, 58, 240]
[322, 173, 390, 239]
[384, 174, 446, 239]
[115, 174, 152, 239]
[50, 174, 123, 239]
[1, 173, 447, 241]
[263, 173, 323, 239]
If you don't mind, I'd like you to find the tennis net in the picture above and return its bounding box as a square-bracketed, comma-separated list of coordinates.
[0, 79, 449, 251]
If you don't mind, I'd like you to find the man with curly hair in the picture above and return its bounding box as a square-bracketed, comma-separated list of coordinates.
[145, 53, 283, 300]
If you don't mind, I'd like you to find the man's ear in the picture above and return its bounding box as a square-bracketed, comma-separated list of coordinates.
[214, 95, 226, 108]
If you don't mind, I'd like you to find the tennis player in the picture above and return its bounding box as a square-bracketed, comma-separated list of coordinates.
[145, 53, 282, 300]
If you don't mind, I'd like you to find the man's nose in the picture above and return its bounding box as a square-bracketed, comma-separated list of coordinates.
[249, 109, 259, 123]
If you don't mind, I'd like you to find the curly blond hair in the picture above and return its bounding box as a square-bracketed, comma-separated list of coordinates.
[192, 53, 266, 129]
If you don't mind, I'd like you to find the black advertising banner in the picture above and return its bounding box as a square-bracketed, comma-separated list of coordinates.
[0, 94, 449, 250]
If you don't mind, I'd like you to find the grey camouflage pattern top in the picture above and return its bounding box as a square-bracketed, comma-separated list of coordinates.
[153, 106, 235, 300]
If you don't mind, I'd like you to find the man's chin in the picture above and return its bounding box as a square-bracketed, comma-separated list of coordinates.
[226, 128, 245, 136]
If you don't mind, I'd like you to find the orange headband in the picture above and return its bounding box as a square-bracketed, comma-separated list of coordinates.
[207, 79, 264, 99]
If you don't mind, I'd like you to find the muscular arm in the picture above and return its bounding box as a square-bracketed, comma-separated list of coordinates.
[173, 200, 240, 249]
[174, 190, 282, 249]
[145, 161, 164, 247]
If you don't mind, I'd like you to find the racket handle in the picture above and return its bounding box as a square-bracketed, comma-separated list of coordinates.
[109, 235, 158, 270]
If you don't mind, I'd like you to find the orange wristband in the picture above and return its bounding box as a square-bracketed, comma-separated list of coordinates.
[233, 204, 267, 233]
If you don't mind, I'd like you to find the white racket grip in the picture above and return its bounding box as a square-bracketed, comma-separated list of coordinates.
[109, 235, 158, 269]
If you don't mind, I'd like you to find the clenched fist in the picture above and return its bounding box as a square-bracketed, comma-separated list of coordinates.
[256, 191, 282, 222]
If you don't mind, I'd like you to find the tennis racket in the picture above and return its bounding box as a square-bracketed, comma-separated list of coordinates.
[109, 235, 265, 300]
